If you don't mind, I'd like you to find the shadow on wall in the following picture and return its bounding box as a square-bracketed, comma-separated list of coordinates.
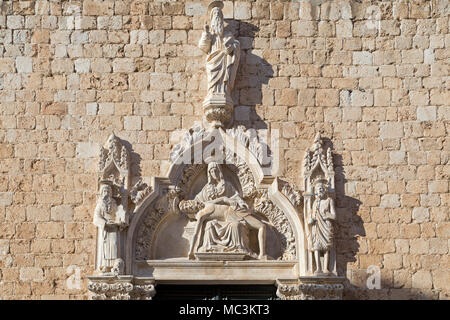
[331, 149, 365, 296]
[225, 19, 274, 130]
[330, 141, 439, 300]
[331, 149, 365, 278]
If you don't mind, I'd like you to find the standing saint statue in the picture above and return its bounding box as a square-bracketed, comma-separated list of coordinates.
[93, 182, 127, 274]
[188, 162, 268, 260]
[307, 182, 336, 274]
[198, 1, 241, 127]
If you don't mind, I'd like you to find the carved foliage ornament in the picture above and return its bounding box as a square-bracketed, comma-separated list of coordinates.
[276, 283, 344, 300]
[303, 133, 334, 188]
[135, 191, 172, 260]
[226, 126, 271, 167]
[88, 281, 156, 300]
[99, 134, 130, 175]
[170, 125, 206, 163]
[281, 184, 302, 208]
[253, 190, 296, 260]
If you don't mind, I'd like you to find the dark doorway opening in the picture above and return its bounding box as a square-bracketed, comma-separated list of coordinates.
[153, 285, 278, 300]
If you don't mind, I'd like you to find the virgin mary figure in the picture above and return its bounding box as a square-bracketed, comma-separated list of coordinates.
[188, 162, 267, 260]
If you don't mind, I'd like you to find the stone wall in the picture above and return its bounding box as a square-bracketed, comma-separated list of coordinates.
[0, 0, 448, 299]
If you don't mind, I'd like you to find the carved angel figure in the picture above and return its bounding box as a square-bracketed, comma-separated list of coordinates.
[308, 182, 336, 274]
[188, 162, 268, 260]
[93, 183, 127, 274]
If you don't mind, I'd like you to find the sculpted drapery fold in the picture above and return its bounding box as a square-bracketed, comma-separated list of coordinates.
[199, 1, 241, 128]
[88, 0, 346, 301]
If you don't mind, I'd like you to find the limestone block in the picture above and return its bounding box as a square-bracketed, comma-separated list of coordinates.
[185, 2, 206, 17]
[336, 20, 353, 38]
[76, 142, 99, 159]
[51, 205, 74, 222]
[234, 2, 251, 20]
[7, 15, 24, 29]
[417, 106, 436, 121]
[16, 56, 33, 73]
[20, 267, 44, 282]
[0, 192, 13, 206]
[74, 58, 90, 73]
[380, 194, 401, 208]
[412, 208, 430, 223]
[351, 91, 373, 107]
[316, 89, 339, 107]
[353, 51, 373, 65]
[124, 116, 142, 131]
[412, 271, 433, 289]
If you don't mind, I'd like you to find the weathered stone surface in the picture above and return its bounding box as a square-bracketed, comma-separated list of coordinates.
[0, 0, 446, 301]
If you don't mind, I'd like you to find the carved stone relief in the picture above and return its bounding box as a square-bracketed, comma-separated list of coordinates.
[93, 134, 151, 276]
[302, 133, 338, 276]
[276, 278, 344, 300]
[88, 0, 346, 300]
[199, 1, 240, 128]
[88, 277, 156, 300]
[134, 152, 297, 262]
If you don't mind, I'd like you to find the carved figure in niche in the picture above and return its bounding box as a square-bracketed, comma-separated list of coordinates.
[94, 182, 127, 274]
[199, 1, 240, 127]
[307, 181, 336, 274]
[188, 162, 268, 260]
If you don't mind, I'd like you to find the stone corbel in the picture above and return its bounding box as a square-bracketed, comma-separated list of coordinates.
[88, 276, 156, 300]
[276, 277, 345, 300]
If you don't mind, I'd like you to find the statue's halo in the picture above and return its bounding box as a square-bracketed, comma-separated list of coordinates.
[208, 0, 224, 14]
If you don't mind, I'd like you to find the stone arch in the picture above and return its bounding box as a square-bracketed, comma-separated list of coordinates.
[125, 128, 307, 278]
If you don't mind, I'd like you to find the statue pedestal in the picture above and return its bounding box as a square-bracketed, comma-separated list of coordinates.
[195, 252, 251, 261]
[203, 93, 234, 128]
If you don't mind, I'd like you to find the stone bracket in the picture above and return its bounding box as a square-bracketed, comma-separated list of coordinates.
[276, 276, 345, 300]
[88, 276, 156, 300]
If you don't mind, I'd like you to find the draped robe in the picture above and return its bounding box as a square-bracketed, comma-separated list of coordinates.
[194, 180, 252, 254]
[308, 198, 335, 252]
[93, 200, 121, 270]
[198, 31, 240, 99]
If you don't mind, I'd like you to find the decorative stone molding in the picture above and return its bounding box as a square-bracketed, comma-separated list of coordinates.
[170, 125, 206, 164]
[281, 183, 302, 208]
[254, 190, 296, 261]
[276, 277, 345, 300]
[131, 284, 157, 300]
[85, 3, 347, 298]
[135, 190, 172, 260]
[99, 133, 130, 189]
[88, 281, 134, 300]
[226, 126, 271, 167]
[89, 129, 345, 299]
[130, 178, 152, 205]
[170, 144, 257, 202]
[88, 276, 156, 300]
[302, 133, 335, 192]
